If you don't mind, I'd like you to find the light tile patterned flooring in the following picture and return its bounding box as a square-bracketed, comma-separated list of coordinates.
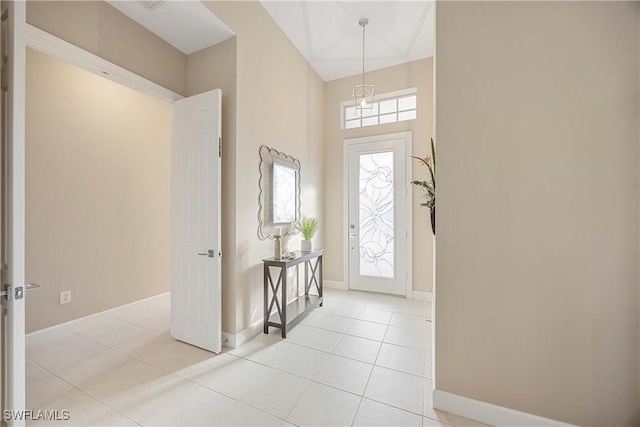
[26, 289, 487, 427]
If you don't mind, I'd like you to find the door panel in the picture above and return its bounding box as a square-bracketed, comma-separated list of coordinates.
[358, 151, 395, 278]
[347, 134, 410, 296]
[171, 90, 221, 354]
[0, 1, 26, 425]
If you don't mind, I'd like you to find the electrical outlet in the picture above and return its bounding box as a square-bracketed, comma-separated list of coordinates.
[59, 290, 71, 305]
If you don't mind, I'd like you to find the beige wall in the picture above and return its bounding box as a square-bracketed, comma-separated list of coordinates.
[25, 0, 324, 337]
[27, 1, 187, 96]
[203, 1, 325, 333]
[25, 48, 171, 333]
[435, 2, 640, 425]
[323, 59, 434, 292]
[187, 38, 239, 333]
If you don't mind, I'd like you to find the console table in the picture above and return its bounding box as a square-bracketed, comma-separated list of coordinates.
[263, 249, 323, 338]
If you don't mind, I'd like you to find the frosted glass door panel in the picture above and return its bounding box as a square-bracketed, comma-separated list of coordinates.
[359, 152, 394, 278]
[347, 133, 410, 296]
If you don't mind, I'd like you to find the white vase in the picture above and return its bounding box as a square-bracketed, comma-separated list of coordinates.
[301, 239, 312, 253]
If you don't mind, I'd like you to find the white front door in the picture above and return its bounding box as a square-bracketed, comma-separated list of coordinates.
[346, 132, 412, 296]
[171, 89, 222, 354]
[0, 1, 27, 425]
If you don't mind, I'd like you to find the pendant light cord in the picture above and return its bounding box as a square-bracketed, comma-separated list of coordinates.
[361, 21, 366, 84]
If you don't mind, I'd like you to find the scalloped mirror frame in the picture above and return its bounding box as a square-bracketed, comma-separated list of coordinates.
[258, 145, 301, 240]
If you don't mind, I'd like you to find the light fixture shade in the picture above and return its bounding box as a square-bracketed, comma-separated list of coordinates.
[353, 84, 375, 114]
[353, 18, 375, 116]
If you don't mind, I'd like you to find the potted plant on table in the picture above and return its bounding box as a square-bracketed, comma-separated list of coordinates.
[411, 138, 436, 235]
[299, 216, 319, 252]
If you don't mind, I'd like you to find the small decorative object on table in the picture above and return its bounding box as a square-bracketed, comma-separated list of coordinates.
[298, 216, 319, 253]
[282, 251, 297, 260]
[273, 226, 282, 260]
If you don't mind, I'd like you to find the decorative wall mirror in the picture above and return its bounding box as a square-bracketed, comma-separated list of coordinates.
[258, 145, 301, 239]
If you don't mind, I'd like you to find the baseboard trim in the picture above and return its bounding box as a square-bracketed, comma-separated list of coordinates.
[221, 331, 236, 349]
[324, 280, 348, 290]
[26, 292, 170, 347]
[222, 319, 263, 349]
[325, 281, 432, 302]
[412, 291, 433, 301]
[433, 389, 574, 426]
[236, 319, 263, 348]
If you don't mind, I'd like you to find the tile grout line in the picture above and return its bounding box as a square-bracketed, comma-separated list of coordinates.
[306, 309, 430, 330]
[26, 356, 141, 426]
[161, 350, 307, 424]
[281, 379, 312, 423]
[423, 363, 428, 423]
[37, 329, 255, 426]
[232, 334, 339, 424]
[75, 386, 141, 427]
[233, 337, 369, 399]
[227, 332, 429, 423]
[38, 295, 291, 422]
[267, 327, 430, 379]
[220, 352, 292, 423]
[115, 316, 170, 334]
[350, 323, 387, 427]
[162, 353, 283, 422]
[363, 394, 426, 419]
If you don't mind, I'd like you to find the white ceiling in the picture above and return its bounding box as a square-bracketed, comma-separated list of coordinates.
[106, 1, 434, 82]
[106, 1, 235, 55]
[260, 1, 434, 81]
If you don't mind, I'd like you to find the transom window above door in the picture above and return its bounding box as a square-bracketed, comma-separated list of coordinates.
[341, 88, 417, 130]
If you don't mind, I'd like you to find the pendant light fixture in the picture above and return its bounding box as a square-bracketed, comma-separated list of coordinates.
[353, 17, 375, 115]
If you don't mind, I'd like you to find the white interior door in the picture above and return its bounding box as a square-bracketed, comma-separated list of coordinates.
[171, 89, 222, 354]
[346, 132, 412, 296]
[0, 1, 27, 425]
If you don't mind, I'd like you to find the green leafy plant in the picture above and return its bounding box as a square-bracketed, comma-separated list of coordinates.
[299, 216, 319, 241]
[411, 138, 436, 210]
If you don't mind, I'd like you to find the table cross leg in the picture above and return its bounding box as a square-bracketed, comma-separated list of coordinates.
[308, 257, 321, 295]
[266, 267, 284, 325]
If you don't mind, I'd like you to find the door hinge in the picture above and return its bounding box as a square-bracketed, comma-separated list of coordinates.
[1, 284, 10, 301]
[218, 137, 222, 158]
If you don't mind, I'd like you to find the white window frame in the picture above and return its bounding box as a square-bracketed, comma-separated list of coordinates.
[340, 87, 418, 130]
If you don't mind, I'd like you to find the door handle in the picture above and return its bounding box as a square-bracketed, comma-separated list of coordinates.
[349, 233, 358, 238]
[26, 283, 41, 292]
[198, 250, 215, 258]
[1, 283, 41, 300]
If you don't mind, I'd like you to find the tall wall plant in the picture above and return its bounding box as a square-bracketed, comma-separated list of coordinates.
[411, 138, 436, 234]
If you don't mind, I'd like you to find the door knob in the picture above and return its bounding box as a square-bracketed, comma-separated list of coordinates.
[198, 250, 215, 258]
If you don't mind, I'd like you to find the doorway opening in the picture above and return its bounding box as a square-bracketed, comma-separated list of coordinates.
[17, 26, 224, 415]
